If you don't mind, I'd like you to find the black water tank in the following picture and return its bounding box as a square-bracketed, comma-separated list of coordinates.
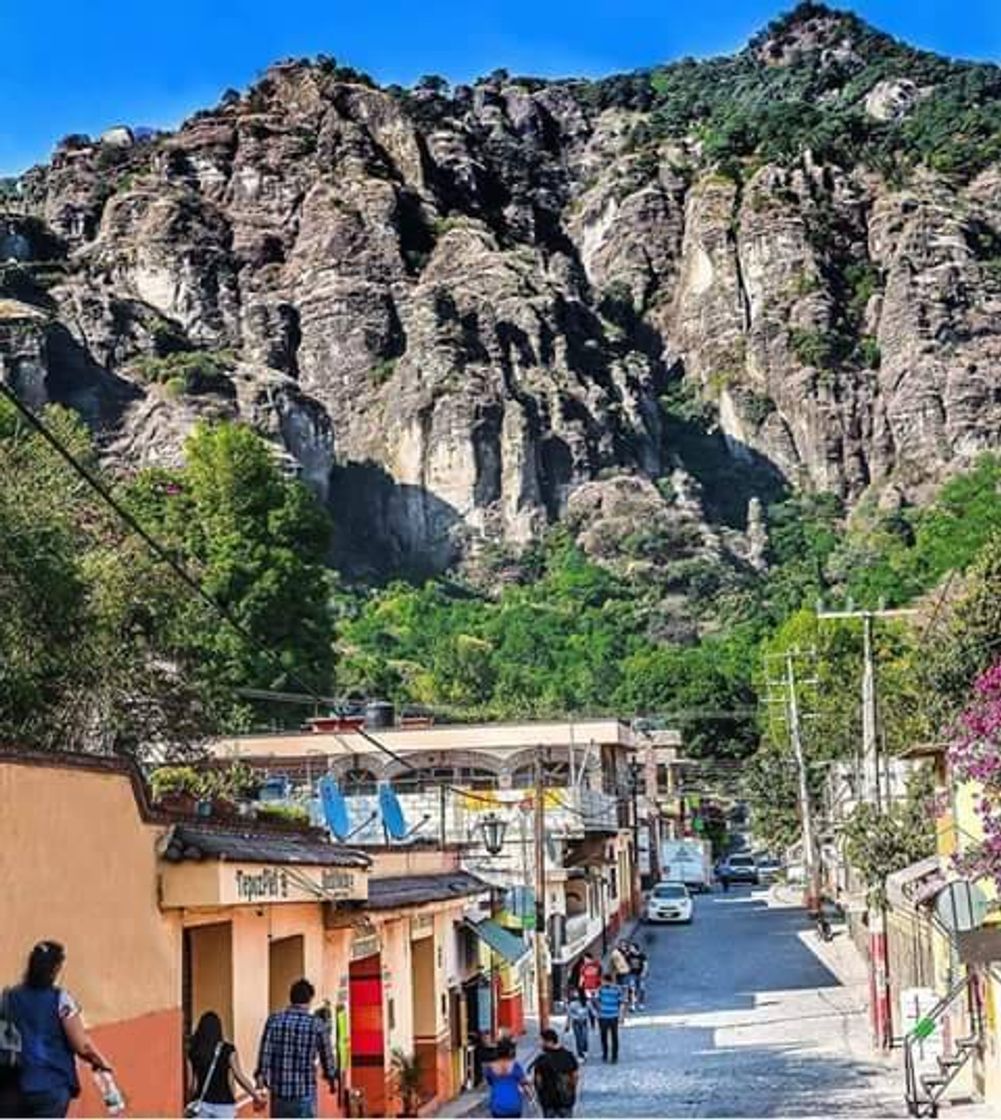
[365, 699, 395, 729]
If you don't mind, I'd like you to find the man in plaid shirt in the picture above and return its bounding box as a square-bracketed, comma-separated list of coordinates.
[256, 979, 338, 1118]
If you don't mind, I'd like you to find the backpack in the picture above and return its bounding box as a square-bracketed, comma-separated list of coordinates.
[0, 988, 22, 1073]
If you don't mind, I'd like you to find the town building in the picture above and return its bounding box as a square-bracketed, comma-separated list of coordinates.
[209, 717, 646, 1010]
[0, 749, 513, 1117]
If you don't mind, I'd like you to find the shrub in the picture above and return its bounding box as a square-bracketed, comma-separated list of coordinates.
[743, 391, 777, 427]
[370, 358, 398, 386]
[859, 335, 881, 368]
[150, 766, 205, 800]
[129, 350, 235, 395]
[257, 803, 310, 826]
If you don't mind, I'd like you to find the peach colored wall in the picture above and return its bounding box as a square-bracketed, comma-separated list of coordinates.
[0, 762, 180, 1028]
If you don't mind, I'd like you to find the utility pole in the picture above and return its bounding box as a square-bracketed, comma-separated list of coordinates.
[785, 650, 822, 914]
[818, 605, 917, 1051]
[765, 649, 820, 912]
[534, 753, 550, 1029]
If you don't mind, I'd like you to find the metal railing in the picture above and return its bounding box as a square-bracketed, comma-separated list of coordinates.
[904, 973, 982, 1118]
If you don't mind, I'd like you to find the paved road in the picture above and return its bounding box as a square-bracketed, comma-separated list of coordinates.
[572, 886, 904, 1117]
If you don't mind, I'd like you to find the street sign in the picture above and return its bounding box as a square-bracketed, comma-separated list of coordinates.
[934, 880, 989, 934]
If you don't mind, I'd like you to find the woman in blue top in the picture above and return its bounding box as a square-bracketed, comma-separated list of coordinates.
[484, 1038, 530, 1118]
[7, 941, 112, 1118]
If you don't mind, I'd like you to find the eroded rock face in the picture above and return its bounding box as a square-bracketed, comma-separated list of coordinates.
[6, 44, 1001, 575]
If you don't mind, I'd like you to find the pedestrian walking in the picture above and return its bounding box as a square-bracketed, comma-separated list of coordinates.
[484, 1038, 530, 1118]
[563, 991, 590, 1062]
[596, 973, 623, 1065]
[626, 943, 648, 1011]
[578, 953, 602, 1026]
[2, 941, 114, 1119]
[531, 1029, 579, 1118]
[255, 979, 337, 1119]
[609, 944, 630, 994]
[187, 1011, 264, 1118]
[717, 861, 730, 893]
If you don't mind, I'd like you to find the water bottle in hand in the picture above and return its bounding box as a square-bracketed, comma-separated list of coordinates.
[93, 1069, 125, 1116]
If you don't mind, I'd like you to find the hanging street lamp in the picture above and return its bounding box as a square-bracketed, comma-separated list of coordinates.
[480, 812, 508, 855]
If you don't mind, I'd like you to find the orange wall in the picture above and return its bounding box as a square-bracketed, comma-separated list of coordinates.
[0, 760, 183, 1113]
[0, 762, 180, 1028]
[75, 1009, 182, 1118]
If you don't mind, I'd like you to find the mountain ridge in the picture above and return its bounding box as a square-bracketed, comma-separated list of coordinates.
[3, 1, 1001, 595]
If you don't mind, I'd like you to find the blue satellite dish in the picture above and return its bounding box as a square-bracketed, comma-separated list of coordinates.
[379, 782, 407, 841]
[319, 776, 350, 841]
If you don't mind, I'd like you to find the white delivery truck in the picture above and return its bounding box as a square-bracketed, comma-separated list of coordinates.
[659, 838, 712, 893]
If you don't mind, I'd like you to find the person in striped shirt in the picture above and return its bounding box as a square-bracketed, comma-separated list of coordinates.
[595, 974, 624, 1064]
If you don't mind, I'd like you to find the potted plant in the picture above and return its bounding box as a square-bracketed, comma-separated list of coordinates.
[150, 766, 204, 815]
[390, 1049, 423, 1117]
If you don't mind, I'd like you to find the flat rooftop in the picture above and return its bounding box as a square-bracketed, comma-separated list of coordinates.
[210, 717, 638, 760]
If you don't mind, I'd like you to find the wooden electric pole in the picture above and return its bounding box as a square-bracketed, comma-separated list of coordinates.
[817, 605, 917, 1051]
[534, 753, 550, 1029]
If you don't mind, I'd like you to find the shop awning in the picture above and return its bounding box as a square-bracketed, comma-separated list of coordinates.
[463, 918, 531, 965]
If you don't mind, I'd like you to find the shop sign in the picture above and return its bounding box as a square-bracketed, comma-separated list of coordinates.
[235, 868, 290, 903]
[160, 860, 366, 909]
[411, 913, 434, 940]
[351, 931, 381, 961]
[231, 865, 364, 904]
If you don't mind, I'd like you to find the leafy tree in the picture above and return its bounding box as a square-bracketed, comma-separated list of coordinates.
[126, 422, 335, 724]
[842, 767, 937, 905]
[0, 399, 208, 756]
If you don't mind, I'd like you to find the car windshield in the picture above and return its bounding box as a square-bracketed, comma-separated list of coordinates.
[729, 857, 754, 867]
[653, 884, 687, 899]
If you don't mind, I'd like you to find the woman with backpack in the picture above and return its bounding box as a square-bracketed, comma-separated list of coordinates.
[3, 941, 113, 1118]
[484, 1038, 531, 1118]
[186, 1011, 263, 1118]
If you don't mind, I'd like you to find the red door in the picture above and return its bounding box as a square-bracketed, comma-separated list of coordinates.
[349, 954, 385, 1116]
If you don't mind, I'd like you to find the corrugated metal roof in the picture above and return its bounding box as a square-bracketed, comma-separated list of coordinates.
[366, 871, 489, 909]
[166, 825, 371, 868]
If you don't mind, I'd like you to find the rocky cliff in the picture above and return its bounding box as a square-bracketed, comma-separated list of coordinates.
[4, 2, 1001, 576]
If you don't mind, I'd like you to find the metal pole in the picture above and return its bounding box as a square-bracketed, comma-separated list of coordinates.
[535, 753, 549, 1029]
[786, 651, 821, 913]
[862, 613, 880, 809]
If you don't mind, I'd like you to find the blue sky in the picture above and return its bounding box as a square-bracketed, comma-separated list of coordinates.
[2, 1, 1000, 176]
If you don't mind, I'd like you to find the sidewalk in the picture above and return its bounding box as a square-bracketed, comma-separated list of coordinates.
[434, 1022, 541, 1119]
[437, 916, 644, 1117]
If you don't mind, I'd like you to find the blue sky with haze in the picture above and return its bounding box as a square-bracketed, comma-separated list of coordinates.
[2, 1, 1000, 175]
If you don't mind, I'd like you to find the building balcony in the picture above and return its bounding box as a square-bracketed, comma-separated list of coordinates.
[553, 912, 603, 965]
[325, 784, 620, 850]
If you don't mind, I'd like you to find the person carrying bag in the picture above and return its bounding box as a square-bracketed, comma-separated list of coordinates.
[185, 1042, 223, 1118]
[187, 1012, 262, 1119]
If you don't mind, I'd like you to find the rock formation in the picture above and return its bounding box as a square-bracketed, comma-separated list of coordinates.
[4, 4, 1001, 575]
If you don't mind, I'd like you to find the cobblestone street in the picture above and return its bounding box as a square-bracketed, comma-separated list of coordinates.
[570, 887, 904, 1117]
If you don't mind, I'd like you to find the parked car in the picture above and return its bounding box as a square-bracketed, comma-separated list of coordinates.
[645, 881, 693, 924]
[720, 853, 759, 884]
[756, 857, 783, 883]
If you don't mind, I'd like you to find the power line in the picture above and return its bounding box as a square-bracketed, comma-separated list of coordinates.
[0, 380, 330, 705]
[0, 384, 633, 828]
